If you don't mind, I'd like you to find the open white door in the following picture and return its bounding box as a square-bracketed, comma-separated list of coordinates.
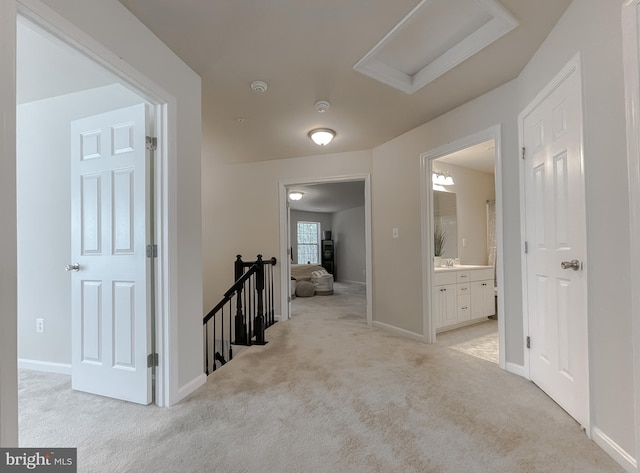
[522, 57, 589, 428]
[69, 103, 152, 404]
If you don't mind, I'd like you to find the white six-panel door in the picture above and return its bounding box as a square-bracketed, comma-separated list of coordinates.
[522, 57, 589, 428]
[70, 103, 151, 404]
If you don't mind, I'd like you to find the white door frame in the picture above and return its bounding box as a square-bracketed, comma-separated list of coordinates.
[419, 125, 506, 369]
[622, 0, 640, 467]
[17, 0, 176, 407]
[278, 174, 373, 325]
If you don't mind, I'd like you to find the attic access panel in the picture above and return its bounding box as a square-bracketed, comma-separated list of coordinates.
[353, 0, 519, 94]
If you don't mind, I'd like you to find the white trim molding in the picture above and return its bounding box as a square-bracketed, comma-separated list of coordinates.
[18, 359, 72, 376]
[592, 427, 637, 472]
[175, 373, 207, 404]
[622, 0, 640, 469]
[372, 321, 425, 343]
[505, 362, 527, 379]
[353, 0, 518, 94]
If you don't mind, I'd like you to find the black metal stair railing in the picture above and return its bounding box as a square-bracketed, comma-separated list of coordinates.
[203, 254, 277, 375]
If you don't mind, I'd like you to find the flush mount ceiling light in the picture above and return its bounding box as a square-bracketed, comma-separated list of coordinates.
[308, 128, 336, 146]
[288, 191, 304, 201]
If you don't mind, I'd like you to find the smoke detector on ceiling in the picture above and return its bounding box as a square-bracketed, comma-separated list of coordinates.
[250, 80, 268, 93]
[315, 100, 330, 113]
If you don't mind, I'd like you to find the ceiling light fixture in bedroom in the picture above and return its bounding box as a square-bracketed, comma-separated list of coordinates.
[289, 191, 304, 201]
[308, 128, 335, 146]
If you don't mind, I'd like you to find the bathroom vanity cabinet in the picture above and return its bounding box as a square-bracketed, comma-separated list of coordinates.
[433, 266, 495, 332]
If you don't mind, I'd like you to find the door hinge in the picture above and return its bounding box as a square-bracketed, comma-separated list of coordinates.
[147, 353, 159, 367]
[522, 147, 526, 159]
[146, 136, 157, 151]
[526, 336, 531, 349]
[146, 244, 158, 258]
[524, 241, 528, 254]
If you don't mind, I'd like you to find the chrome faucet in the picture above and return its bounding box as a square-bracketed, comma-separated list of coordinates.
[446, 259, 454, 267]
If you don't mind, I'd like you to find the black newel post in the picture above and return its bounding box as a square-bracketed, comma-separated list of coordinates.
[234, 255, 248, 345]
[254, 255, 267, 345]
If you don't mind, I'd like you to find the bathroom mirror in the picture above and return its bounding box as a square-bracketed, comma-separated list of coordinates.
[433, 190, 457, 259]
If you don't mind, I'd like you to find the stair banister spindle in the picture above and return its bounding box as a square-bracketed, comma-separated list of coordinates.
[213, 305, 217, 372]
[254, 255, 266, 345]
[205, 323, 209, 375]
[228, 300, 233, 362]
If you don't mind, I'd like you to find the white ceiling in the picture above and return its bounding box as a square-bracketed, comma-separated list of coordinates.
[117, 0, 572, 164]
[289, 181, 365, 214]
[437, 139, 495, 174]
[16, 2, 572, 166]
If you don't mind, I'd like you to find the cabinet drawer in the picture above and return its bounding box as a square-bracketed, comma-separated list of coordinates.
[456, 271, 470, 283]
[470, 268, 495, 282]
[457, 294, 471, 321]
[456, 283, 470, 296]
[433, 271, 457, 286]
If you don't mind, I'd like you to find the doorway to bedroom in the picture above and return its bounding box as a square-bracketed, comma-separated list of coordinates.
[279, 176, 372, 324]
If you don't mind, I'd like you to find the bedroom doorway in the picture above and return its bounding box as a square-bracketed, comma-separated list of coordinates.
[16, 10, 170, 406]
[279, 175, 372, 324]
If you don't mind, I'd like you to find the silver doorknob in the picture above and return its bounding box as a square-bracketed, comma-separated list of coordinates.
[65, 263, 80, 272]
[560, 259, 580, 271]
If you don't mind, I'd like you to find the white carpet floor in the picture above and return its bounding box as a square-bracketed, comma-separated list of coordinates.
[18, 282, 623, 472]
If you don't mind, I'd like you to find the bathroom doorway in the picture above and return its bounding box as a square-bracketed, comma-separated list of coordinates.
[420, 126, 505, 368]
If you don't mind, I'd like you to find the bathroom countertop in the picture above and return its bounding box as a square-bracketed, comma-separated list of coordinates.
[434, 265, 493, 272]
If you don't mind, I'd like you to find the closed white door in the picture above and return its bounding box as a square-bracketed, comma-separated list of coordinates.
[70, 103, 151, 404]
[522, 58, 588, 428]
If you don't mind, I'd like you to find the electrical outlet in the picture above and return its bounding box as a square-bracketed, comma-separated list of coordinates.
[36, 318, 44, 333]
[392, 227, 399, 238]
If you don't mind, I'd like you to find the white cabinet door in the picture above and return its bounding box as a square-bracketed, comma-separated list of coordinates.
[471, 280, 494, 318]
[433, 284, 457, 328]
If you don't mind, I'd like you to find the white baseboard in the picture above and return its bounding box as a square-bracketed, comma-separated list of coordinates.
[372, 321, 425, 342]
[591, 427, 637, 472]
[505, 362, 527, 378]
[338, 279, 366, 285]
[18, 359, 71, 375]
[172, 373, 207, 405]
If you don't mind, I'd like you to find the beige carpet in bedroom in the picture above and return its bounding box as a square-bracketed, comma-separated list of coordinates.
[19, 282, 623, 472]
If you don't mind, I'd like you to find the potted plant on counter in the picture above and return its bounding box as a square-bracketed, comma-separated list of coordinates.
[434, 226, 446, 267]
